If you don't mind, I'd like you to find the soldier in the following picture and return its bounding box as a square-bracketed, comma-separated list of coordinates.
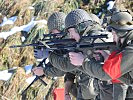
[89, 13, 114, 100]
[33, 12, 67, 78]
[32, 12, 79, 100]
[48, 9, 104, 100]
[68, 10, 133, 100]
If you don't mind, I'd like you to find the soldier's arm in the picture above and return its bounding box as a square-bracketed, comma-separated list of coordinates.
[118, 48, 133, 75]
[44, 62, 65, 77]
[48, 51, 78, 72]
[82, 47, 133, 81]
[82, 58, 111, 80]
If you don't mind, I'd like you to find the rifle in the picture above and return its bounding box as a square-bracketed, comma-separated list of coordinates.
[10, 34, 108, 48]
[9, 39, 76, 49]
[21, 58, 47, 97]
[48, 42, 116, 51]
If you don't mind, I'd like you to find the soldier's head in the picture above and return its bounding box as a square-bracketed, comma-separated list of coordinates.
[47, 12, 66, 34]
[108, 11, 133, 44]
[65, 9, 93, 42]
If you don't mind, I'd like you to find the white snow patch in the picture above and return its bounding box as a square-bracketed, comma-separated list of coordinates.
[26, 76, 36, 84]
[24, 64, 33, 74]
[0, 16, 17, 27]
[107, 1, 115, 10]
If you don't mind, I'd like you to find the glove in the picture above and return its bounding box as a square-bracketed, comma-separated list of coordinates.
[34, 47, 49, 59]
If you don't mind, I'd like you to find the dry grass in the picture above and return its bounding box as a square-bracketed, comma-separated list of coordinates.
[0, 32, 22, 70]
[114, 0, 133, 12]
[0, 67, 65, 100]
[1, 67, 26, 99]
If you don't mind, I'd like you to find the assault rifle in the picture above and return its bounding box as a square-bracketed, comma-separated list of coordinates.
[10, 34, 116, 54]
[44, 34, 116, 51]
[10, 39, 76, 48]
[10, 34, 108, 48]
[48, 42, 116, 51]
[45, 34, 116, 51]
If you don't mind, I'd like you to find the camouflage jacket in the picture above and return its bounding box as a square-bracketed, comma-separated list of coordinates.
[82, 43, 133, 85]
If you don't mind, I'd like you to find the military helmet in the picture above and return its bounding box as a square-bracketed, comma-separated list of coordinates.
[47, 12, 66, 33]
[89, 14, 101, 25]
[110, 11, 133, 31]
[109, 11, 133, 37]
[65, 9, 92, 30]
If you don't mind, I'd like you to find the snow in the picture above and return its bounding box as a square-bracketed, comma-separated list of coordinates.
[107, 1, 115, 10]
[26, 76, 36, 84]
[28, 6, 34, 10]
[24, 64, 33, 74]
[0, 71, 13, 81]
[97, 12, 102, 17]
[0, 16, 17, 27]
[21, 36, 26, 42]
[0, 67, 17, 81]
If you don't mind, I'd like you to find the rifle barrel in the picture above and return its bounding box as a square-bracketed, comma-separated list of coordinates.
[46, 39, 76, 45]
[9, 43, 45, 48]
